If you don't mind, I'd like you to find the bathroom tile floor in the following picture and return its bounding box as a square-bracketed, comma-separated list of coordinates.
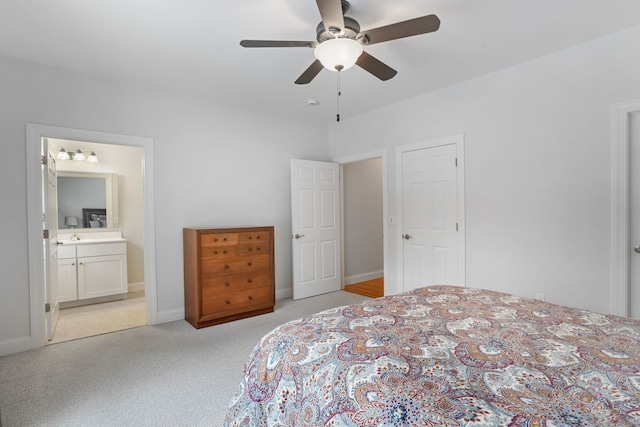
[49, 291, 147, 344]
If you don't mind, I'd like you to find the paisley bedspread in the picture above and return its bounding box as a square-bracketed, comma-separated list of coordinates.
[224, 285, 640, 426]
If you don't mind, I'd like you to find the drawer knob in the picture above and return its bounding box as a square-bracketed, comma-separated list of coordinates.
[248, 279, 252, 283]
[257, 236, 261, 239]
[225, 265, 230, 269]
[214, 238, 218, 242]
[257, 247, 261, 251]
[248, 296, 253, 300]
[223, 238, 227, 241]
[225, 282, 230, 287]
[226, 300, 230, 304]
[247, 262, 252, 266]
[214, 251, 218, 254]
[249, 236, 253, 240]
[224, 250, 227, 254]
[249, 248, 253, 252]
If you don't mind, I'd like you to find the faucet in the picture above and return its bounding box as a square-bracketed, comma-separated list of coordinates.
[70, 232, 79, 241]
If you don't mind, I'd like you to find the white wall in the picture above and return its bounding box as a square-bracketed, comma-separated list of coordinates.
[0, 54, 329, 355]
[329, 25, 640, 314]
[343, 158, 384, 283]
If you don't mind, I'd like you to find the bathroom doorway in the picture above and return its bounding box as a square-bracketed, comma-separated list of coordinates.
[46, 138, 146, 343]
[26, 124, 157, 349]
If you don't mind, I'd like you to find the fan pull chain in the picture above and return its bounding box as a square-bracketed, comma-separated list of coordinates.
[336, 69, 341, 122]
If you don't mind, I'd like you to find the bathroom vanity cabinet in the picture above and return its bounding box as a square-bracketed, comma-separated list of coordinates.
[57, 239, 128, 303]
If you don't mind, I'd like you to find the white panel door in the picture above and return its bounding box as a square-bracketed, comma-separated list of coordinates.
[402, 144, 458, 291]
[630, 112, 640, 318]
[42, 141, 60, 340]
[291, 159, 341, 299]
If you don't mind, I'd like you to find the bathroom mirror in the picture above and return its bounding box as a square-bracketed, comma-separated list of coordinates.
[57, 172, 119, 230]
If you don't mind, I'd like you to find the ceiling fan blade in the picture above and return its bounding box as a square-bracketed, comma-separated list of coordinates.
[360, 14, 440, 45]
[356, 51, 397, 81]
[295, 60, 324, 85]
[316, 0, 345, 33]
[240, 40, 317, 48]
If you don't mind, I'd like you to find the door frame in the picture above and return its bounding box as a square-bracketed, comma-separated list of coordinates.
[396, 134, 466, 293]
[611, 99, 640, 317]
[26, 123, 157, 349]
[333, 150, 388, 295]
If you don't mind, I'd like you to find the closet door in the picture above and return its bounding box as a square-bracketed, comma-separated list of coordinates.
[401, 144, 459, 291]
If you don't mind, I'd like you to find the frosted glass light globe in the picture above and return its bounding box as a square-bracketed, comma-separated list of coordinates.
[314, 38, 363, 71]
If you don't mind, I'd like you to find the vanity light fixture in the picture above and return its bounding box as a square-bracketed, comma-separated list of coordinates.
[56, 148, 98, 163]
[57, 148, 71, 160]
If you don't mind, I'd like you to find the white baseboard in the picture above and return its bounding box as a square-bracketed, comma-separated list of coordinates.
[156, 308, 185, 324]
[128, 281, 145, 293]
[158, 289, 295, 325]
[0, 336, 32, 357]
[276, 287, 293, 300]
[343, 270, 383, 286]
[275, 275, 382, 299]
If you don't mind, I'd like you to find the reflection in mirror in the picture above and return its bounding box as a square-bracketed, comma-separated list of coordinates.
[57, 172, 119, 230]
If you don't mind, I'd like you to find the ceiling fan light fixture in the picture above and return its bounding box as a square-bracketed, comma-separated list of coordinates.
[314, 38, 363, 71]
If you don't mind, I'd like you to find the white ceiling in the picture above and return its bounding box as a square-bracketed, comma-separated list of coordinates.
[2, 0, 640, 125]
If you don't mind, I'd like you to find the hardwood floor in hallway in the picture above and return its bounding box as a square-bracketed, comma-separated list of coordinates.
[344, 277, 384, 298]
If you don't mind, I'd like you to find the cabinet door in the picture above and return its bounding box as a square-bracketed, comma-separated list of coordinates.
[77, 254, 128, 299]
[57, 258, 78, 303]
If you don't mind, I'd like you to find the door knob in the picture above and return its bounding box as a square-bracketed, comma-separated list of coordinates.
[635, 245, 640, 254]
[402, 234, 412, 240]
[293, 234, 305, 239]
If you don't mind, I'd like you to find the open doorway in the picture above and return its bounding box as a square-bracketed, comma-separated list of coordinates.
[26, 124, 157, 350]
[46, 138, 146, 343]
[337, 151, 388, 298]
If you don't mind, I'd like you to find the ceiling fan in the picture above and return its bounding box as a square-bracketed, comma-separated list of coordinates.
[240, 0, 440, 84]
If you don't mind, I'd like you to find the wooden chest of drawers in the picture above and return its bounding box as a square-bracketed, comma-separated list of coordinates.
[183, 226, 275, 328]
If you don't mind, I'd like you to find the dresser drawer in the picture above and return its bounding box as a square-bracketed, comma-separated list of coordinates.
[237, 231, 271, 245]
[201, 242, 270, 259]
[201, 285, 272, 320]
[202, 271, 271, 293]
[201, 254, 271, 276]
[201, 233, 238, 247]
[201, 246, 238, 258]
[236, 243, 270, 256]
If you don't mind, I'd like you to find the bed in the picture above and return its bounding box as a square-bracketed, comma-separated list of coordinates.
[224, 285, 640, 426]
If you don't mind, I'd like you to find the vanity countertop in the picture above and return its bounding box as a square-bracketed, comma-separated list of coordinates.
[59, 237, 126, 245]
[57, 230, 126, 245]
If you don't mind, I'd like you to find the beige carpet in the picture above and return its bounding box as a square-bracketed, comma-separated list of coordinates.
[0, 290, 369, 427]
